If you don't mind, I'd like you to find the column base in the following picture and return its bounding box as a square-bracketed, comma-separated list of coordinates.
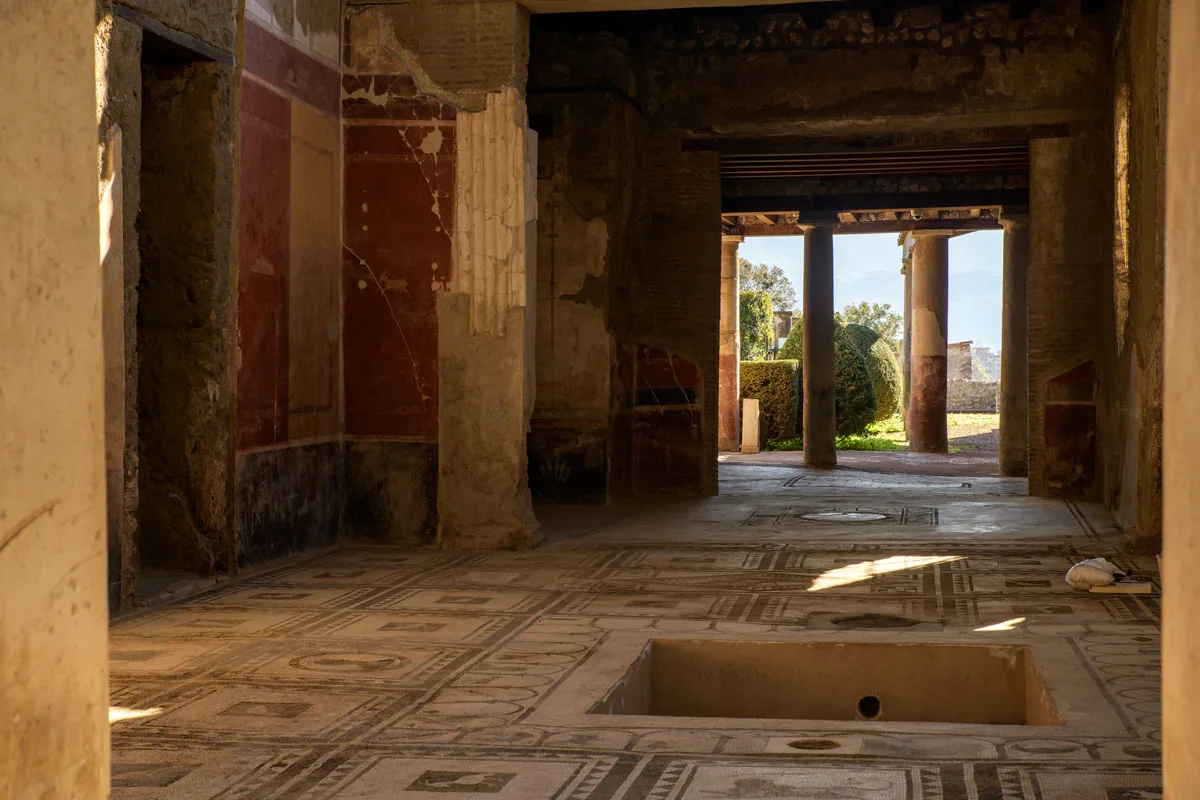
[908, 355, 949, 454]
[438, 523, 544, 551]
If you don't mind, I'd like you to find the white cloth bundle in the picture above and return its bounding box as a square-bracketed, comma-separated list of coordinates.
[1065, 557, 1123, 590]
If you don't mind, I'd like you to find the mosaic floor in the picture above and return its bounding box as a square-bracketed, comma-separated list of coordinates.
[109, 463, 1162, 799]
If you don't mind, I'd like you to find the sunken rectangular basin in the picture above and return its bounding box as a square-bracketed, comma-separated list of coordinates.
[591, 640, 1059, 726]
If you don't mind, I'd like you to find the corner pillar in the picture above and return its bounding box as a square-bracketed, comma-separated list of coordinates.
[803, 225, 837, 467]
[908, 233, 951, 453]
[438, 86, 540, 549]
[1000, 214, 1030, 476]
[719, 235, 742, 452]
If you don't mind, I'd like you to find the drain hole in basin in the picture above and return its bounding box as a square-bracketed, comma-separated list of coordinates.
[788, 739, 842, 751]
[832, 614, 920, 629]
[858, 695, 882, 720]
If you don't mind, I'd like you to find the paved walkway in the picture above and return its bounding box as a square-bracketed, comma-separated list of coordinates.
[722, 449, 1005, 478]
[109, 463, 1160, 798]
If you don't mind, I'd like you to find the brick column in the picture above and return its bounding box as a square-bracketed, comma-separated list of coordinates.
[901, 248, 913, 422]
[999, 214, 1030, 477]
[1165, 0, 1200, 792]
[719, 235, 742, 451]
[908, 233, 951, 453]
[803, 225, 837, 467]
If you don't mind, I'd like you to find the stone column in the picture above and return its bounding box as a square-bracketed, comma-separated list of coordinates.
[719, 235, 742, 451]
[908, 233, 951, 453]
[439, 86, 541, 550]
[803, 225, 837, 467]
[901, 248, 913, 421]
[1165, 1, 1200, 792]
[1, 0, 110, 795]
[999, 214, 1030, 477]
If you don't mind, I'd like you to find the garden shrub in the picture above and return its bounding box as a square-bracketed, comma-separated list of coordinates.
[844, 323, 903, 421]
[739, 360, 799, 442]
[777, 323, 876, 437]
[739, 291, 774, 361]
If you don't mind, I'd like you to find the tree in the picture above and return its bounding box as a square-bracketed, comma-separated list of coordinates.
[739, 290, 774, 361]
[839, 301, 902, 354]
[739, 258, 797, 312]
[778, 322, 877, 437]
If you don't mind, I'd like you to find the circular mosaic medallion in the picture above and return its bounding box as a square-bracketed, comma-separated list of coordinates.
[289, 653, 410, 673]
[788, 739, 842, 751]
[800, 511, 888, 522]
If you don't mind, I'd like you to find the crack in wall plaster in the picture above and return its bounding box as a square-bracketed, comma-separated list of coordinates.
[344, 243, 433, 405]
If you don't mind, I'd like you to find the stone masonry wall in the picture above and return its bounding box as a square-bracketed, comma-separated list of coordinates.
[948, 379, 998, 412]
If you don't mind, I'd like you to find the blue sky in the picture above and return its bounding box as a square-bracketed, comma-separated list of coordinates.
[740, 230, 1004, 350]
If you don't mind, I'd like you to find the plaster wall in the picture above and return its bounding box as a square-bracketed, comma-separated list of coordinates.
[235, 3, 344, 564]
[115, 0, 238, 53]
[529, 87, 639, 502]
[341, 5, 455, 544]
[534, 5, 1109, 139]
[1028, 131, 1113, 499]
[1108, 0, 1167, 548]
[96, 9, 143, 608]
[137, 60, 237, 573]
[0, 0, 109, 795]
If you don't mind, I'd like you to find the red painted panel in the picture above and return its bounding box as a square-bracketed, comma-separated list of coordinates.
[243, 19, 340, 118]
[343, 123, 454, 439]
[236, 78, 291, 450]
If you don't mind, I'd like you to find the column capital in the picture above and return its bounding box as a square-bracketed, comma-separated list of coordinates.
[721, 234, 745, 245]
[999, 213, 1030, 231]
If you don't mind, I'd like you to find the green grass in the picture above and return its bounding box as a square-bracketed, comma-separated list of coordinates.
[836, 434, 905, 452]
[766, 414, 908, 452]
[763, 413, 985, 453]
[947, 412, 999, 428]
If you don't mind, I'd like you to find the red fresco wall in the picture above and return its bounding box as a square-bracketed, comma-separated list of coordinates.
[236, 79, 291, 449]
[235, 18, 341, 451]
[342, 69, 454, 441]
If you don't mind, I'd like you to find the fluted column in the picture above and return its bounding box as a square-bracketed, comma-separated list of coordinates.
[719, 235, 743, 451]
[1000, 214, 1030, 477]
[908, 233, 951, 453]
[803, 225, 837, 467]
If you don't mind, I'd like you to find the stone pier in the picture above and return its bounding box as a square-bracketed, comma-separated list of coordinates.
[719, 235, 742, 452]
[803, 225, 837, 467]
[1165, 0, 1200, 791]
[1000, 214, 1030, 476]
[439, 83, 541, 550]
[908, 233, 951, 453]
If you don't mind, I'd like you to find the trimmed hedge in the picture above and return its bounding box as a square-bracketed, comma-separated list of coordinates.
[778, 323, 876, 437]
[740, 360, 799, 443]
[844, 323, 903, 421]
